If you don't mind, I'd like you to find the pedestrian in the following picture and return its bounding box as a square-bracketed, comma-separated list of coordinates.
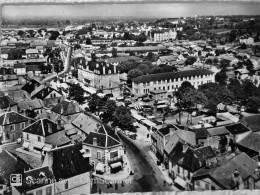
[121, 180, 124, 187]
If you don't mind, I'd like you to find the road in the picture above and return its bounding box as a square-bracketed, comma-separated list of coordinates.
[93, 132, 179, 194]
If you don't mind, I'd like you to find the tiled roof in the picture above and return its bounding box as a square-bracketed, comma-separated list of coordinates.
[23, 118, 61, 137]
[193, 153, 258, 190]
[0, 111, 32, 126]
[158, 55, 177, 63]
[31, 85, 62, 100]
[194, 146, 216, 160]
[45, 130, 71, 147]
[18, 99, 44, 111]
[51, 100, 81, 116]
[72, 113, 100, 135]
[170, 144, 205, 172]
[0, 150, 29, 185]
[6, 90, 31, 103]
[207, 126, 230, 137]
[225, 123, 251, 135]
[21, 79, 41, 94]
[51, 143, 92, 180]
[238, 132, 260, 152]
[133, 69, 214, 84]
[18, 166, 54, 192]
[239, 114, 260, 132]
[0, 95, 17, 109]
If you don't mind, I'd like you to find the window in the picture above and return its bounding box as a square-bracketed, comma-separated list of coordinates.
[205, 183, 210, 190]
[168, 86, 170, 90]
[154, 88, 156, 90]
[153, 81, 156, 84]
[36, 189, 42, 195]
[27, 133, 29, 140]
[97, 151, 102, 160]
[110, 151, 118, 159]
[38, 136, 41, 142]
[211, 186, 216, 190]
[163, 87, 165, 90]
[187, 171, 190, 180]
[10, 125, 15, 131]
[64, 180, 69, 189]
[46, 186, 52, 195]
[20, 122, 25, 129]
[196, 180, 200, 186]
[177, 166, 180, 174]
[53, 93, 56, 98]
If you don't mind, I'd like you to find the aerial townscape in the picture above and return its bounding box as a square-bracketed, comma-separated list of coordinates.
[1, 2, 260, 195]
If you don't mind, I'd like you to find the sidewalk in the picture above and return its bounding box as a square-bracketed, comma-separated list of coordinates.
[148, 151, 174, 185]
[92, 153, 133, 181]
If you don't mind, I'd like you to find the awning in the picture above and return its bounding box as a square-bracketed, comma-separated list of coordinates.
[96, 163, 105, 172]
[110, 162, 122, 169]
[22, 141, 30, 149]
[42, 145, 52, 152]
[33, 142, 45, 149]
[174, 176, 187, 189]
[157, 105, 168, 109]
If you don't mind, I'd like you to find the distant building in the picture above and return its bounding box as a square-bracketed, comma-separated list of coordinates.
[151, 29, 177, 42]
[132, 69, 215, 97]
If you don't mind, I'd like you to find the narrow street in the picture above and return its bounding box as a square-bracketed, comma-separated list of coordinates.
[94, 132, 179, 193]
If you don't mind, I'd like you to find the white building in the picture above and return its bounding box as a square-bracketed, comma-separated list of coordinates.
[152, 29, 177, 42]
[132, 69, 215, 97]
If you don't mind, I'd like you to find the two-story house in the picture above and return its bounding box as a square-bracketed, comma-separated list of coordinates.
[192, 152, 260, 191]
[0, 95, 18, 113]
[31, 85, 63, 108]
[0, 111, 33, 143]
[22, 118, 70, 155]
[17, 99, 45, 117]
[83, 121, 124, 174]
[51, 100, 82, 124]
[132, 69, 215, 96]
[42, 143, 92, 194]
[12, 166, 55, 195]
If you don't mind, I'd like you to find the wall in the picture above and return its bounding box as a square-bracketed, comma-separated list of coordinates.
[0, 79, 19, 88]
[3, 120, 30, 142]
[26, 184, 54, 195]
[55, 172, 91, 195]
[132, 74, 215, 96]
[193, 177, 222, 191]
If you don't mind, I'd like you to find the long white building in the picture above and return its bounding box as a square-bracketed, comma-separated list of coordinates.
[132, 69, 215, 97]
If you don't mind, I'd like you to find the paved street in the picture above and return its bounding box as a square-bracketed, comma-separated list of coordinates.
[94, 132, 179, 194]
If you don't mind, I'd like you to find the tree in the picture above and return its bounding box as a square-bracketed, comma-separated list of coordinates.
[112, 47, 118, 58]
[217, 87, 235, 105]
[100, 100, 117, 123]
[242, 79, 258, 100]
[246, 59, 254, 78]
[7, 49, 24, 60]
[86, 37, 92, 45]
[240, 43, 247, 49]
[215, 70, 228, 85]
[49, 31, 60, 40]
[53, 59, 63, 73]
[205, 99, 217, 116]
[68, 83, 85, 104]
[229, 30, 237, 42]
[246, 96, 260, 113]
[185, 56, 197, 65]
[150, 67, 164, 74]
[17, 30, 25, 37]
[74, 44, 81, 50]
[112, 106, 133, 129]
[228, 78, 245, 102]
[127, 69, 143, 80]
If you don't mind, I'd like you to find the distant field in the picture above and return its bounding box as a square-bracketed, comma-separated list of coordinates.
[209, 29, 233, 34]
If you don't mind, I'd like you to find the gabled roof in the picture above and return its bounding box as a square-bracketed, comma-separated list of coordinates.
[169, 144, 205, 172]
[6, 90, 31, 103]
[238, 132, 260, 153]
[72, 113, 99, 135]
[51, 143, 92, 180]
[51, 100, 82, 116]
[31, 85, 62, 100]
[0, 95, 17, 109]
[22, 118, 61, 137]
[207, 126, 230, 137]
[240, 114, 260, 132]
[0, 111, 32, 126]
[164, 130, 196, 155]
[158, 124, 178, 136]
[133, 69, 214, 84]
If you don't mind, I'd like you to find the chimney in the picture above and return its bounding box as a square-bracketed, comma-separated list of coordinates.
[47, 123, 52, 134]
[29, 106, 32, 111]
[114, 65, 116, 74]
[34, 83, 38, 90]
[60, 107, 64, 115]
[42, 151, 53, 168]
[93, 138, 97, 146]
[57, 120, 61, 130]
[0, 141, 3, 153]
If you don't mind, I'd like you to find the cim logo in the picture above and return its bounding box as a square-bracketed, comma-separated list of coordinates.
[10, 174, 22, 186]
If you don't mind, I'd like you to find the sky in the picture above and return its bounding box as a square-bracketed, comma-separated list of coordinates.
[2, 2, 260, 20]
